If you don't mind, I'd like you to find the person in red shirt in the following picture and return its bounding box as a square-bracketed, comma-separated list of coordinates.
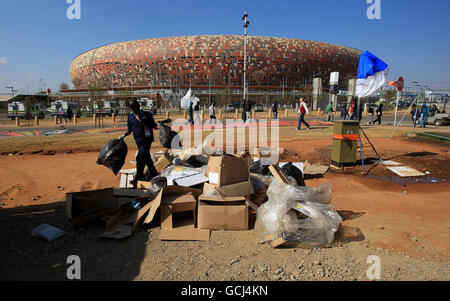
[296, 97, 311, 130]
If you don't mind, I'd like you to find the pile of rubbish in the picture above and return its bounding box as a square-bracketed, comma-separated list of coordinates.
[60, 135, 342, 248]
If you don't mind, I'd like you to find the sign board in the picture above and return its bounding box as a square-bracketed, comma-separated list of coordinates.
[396, 77, 404, 92]
[330, 72, 339, 85]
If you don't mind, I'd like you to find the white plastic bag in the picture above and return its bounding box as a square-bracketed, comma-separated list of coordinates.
[255, 180, 341, 248]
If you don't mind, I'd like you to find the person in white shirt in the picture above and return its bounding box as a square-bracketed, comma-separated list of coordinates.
[296, 97, 311, 130]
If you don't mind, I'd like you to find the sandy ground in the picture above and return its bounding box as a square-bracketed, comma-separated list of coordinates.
[0, 133, 449, 281]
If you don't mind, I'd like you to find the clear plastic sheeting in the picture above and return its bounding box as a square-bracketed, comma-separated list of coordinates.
[161, 165, 208, 178]
[255, 180, 341, 248]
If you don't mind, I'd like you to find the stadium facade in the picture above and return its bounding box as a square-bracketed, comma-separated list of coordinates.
[70, 35, 361, 91]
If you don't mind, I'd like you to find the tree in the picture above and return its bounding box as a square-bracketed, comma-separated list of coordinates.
[24, 96, 34, 121]
[87, 81, 103, 113]
[60, 82, 70, 91]
[382, 89, 397, 101]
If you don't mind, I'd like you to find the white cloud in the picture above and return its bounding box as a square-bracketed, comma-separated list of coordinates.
[0, 57, 7, 64]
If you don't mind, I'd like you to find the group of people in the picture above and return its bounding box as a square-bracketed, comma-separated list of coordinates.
[337, 99, 384, 125]
[410, 103, 437, 128]
[58, 105, 74, 123]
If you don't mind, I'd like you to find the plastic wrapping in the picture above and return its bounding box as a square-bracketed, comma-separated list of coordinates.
[160, 165, 208, 178]
[96, 139, 128, 175]
[255, 180, 341, 248]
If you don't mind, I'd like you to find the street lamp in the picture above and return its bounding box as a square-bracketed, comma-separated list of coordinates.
[242, 12, 250, 121]
[6, 86, 14, 96]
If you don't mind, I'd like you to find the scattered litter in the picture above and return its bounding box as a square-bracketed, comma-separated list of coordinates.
[386, 166, 426, 177]
[44, 127, 68, 136]
[370, 160, 402, 166]
[31, 224, 65, 242]
[99, 224, 133, 240]
[303, 162, 329, 176]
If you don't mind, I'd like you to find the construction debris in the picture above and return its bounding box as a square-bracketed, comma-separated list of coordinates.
[66, 145, 342, 248]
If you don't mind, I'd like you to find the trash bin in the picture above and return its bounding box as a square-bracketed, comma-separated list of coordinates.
[331, 120, 360, 167]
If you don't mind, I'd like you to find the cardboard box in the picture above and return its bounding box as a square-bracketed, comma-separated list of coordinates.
[140, 186, 210, 241]
[207, 155, 251, 187]
[66, 188, 139, 226]
[197, 196, 249, 230]
[154, 151, 172, 173]
[160, 191, 197, 230]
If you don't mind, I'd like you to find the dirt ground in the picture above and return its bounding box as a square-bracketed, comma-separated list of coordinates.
[0, 133, 449, 281]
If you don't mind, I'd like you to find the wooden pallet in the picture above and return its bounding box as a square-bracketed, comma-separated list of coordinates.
[330, 163, 355, 174]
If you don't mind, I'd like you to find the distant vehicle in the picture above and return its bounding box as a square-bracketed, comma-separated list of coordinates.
[138, 98, 157, 115]
[225, 104, 236, 112]
[427, 113, 449, 126]
[8, 101, 46, 120]
[93, 99, 118, 116]
[254, 103, 264, 112]
[51, 101, 82, 118]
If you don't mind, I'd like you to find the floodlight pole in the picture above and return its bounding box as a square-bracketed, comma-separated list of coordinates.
[242, 13, 249, 121]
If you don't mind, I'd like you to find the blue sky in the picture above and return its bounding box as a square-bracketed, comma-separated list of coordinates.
[0, 0, 449, 93]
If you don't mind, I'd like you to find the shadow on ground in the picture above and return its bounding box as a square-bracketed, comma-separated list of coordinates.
[0, 202, 148, 281]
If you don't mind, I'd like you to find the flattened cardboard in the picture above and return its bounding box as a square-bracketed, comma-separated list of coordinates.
[217, 180, 254, 197]
[158, 228, 210, 241]
[386, 166, 425, 177]
[198, 200, 249, 230]
[66, 188, 122, 226]
[200, 183, 247, 202]
[113, 189, 146, 198]
[207, 155, 250, 187]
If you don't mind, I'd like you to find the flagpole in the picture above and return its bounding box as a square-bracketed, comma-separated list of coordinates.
[394, 90, 400, 127]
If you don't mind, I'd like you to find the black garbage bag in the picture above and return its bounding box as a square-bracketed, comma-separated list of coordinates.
[185, 155, 209, 168]
[96, 139, 128, 175]
[159, 119, 181, 149]
[250, 160, 271, 175]
[281, 162, 306, 187]
[144, 176, 167, 199]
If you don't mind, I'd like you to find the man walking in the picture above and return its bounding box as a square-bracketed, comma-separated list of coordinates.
[121, 100, 159, 183]
[296, 97, 311, 130]
[373, 104, 384, 125]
